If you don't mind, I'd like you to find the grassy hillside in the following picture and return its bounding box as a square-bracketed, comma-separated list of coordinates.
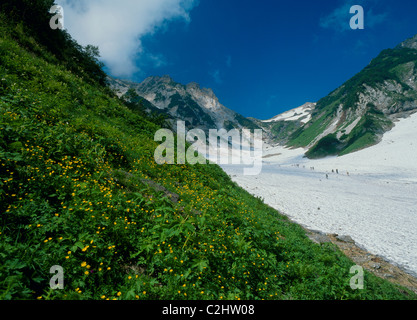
[288, 47, 417, 158]
[255, 120, 300, 145]
[1, 7, 416, 300]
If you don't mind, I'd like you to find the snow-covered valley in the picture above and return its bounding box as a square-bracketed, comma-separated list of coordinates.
[221, 112, 417, 277]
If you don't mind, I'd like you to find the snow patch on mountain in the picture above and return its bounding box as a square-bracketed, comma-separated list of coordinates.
[263, 102, 315, 124]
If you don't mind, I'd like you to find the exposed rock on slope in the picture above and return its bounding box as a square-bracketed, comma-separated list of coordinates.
[285, 34, 417, 158]
[109, 75, 260, 133]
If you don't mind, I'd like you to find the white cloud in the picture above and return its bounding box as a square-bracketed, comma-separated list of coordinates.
[58, 0, 198, 77]
[320, 2, 353, 32]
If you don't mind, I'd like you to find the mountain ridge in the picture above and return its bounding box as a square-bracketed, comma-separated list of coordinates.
[109, 33, 417, 159]
[258, 33, 417, 157]
[108, 75, 261, 133]
[296, 35, 417, 158]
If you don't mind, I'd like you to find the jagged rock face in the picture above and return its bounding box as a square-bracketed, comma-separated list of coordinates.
[109, 75, 260, 133]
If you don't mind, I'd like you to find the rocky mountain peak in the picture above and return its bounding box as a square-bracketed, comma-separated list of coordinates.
[396, 34, 417, 50]
[153, 75, 174, 82]
[186, 81, 200, 90]
[139, 75, 175, 87]
[183, 83, 216, 104]
[108, 75, 260, 133]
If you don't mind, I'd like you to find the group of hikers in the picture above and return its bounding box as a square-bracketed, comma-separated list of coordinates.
[293, 163, 350, 180]
[325, 168, 350, 179]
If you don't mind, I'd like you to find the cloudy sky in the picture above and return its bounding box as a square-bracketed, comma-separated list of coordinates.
[58, 0, 417, 119]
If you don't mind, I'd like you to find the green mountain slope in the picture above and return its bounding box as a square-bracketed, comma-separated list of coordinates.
[1, 3, 416, 300]
[287, 39, 417, 158]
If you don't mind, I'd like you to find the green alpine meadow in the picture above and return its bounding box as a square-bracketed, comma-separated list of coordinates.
[0, 1, 416, 301]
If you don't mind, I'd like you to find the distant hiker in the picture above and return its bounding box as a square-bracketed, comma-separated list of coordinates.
[332, 169, 334, 173]
[347, 171, 349, 176]
[336, 169, 339, 174]
[326, 174, 328, 179]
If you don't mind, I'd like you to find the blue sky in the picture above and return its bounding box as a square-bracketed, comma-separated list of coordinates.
[61, 0, 417, 120]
